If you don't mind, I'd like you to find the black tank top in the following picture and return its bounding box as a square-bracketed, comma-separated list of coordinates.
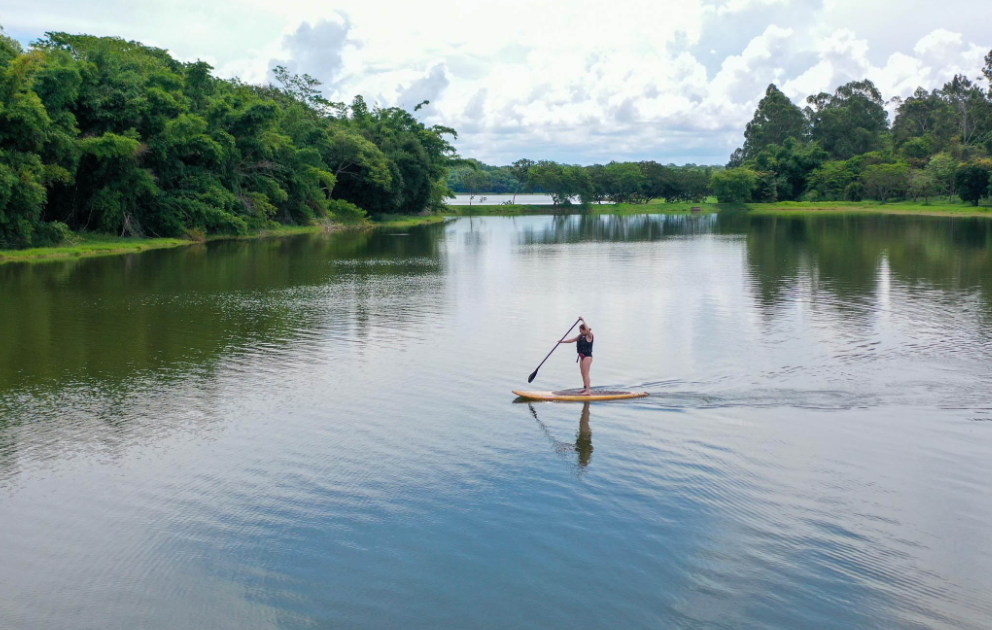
[577, 333, 593, 356]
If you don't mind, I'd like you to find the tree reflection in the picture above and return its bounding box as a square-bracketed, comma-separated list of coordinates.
[736, 213, 992, 321]
[519, 212, 719, 245]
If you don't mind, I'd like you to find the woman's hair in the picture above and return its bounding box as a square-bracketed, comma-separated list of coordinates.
[579, 324, 588, 331]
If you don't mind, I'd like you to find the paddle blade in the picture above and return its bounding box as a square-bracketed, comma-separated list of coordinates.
[527, 370, 538, 383]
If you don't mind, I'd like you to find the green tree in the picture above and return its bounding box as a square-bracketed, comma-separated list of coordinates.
[509, 158, 534, 203]
[805, 80, 889, 159]
[862, 163, 910, 201]
[527, 161, 590, 206]
[907, 169, 936, 203]
[741, 84, 806, 160]
[955, 161, 991, 206]
[603, 161, 647, 203]
[745, 138, 828, 200]
[926, 153, 958, 200]
[710, 168, 758, 203]
[807, 160, 858, 201]
[939, 75, 989, 147]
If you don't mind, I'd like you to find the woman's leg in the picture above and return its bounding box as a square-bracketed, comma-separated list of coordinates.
[580, 357, 593, 394]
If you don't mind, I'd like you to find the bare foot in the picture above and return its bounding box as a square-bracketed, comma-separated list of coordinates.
[580, 389, 592, 396]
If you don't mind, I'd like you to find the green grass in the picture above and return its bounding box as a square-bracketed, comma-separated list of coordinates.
[372, 214, 449, 229]
[0, 222, 337, 264]
[0, 234, 193, 263]
[744, 199, 992, 216]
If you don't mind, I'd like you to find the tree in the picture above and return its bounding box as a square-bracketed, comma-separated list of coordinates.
[745, 138, 828, 201]
[741, 84, 807, 160]
[726, 147, 744, 168]
[891, 88, 953, 154]
[939, 75, 989, 147]
[907, 169, 936, 203]
[955, 162, 991, 206]
[926, 153, 958, 200]
[666, 168, 710, 203]
[527, 161, 591, 206]
[807, 160, 859, 201]
[638, 161, 671, 202]
[710, 168, 758, 203]
[463, 169, 490, 204]
[862, 163, 910, 201]
[509, 158, 534, 203]
[805, 80, 889, 159]
[603, 161, 646, 203]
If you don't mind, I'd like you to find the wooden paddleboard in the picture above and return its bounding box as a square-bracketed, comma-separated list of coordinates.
[513, 389, 648, 402]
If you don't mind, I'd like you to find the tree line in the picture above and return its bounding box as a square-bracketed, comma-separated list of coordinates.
[451, 50, 992, 209]
[716, 54, 992, 206]
[0, 26, 459, 248]
[448, 159, 713, 205]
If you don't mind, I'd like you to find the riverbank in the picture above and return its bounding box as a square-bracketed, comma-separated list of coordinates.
[5, 200, 989, 263]
[0, 224, 332, 264]
[744, 200, 992, 216]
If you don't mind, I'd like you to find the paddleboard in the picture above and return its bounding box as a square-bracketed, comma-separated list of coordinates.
[513, 389, 648, 402]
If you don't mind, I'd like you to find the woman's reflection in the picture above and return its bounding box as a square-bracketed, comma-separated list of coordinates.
[575, 402, 593, 469]
[528, 402, 594, 473]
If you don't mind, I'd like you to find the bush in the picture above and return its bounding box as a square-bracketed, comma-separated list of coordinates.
[34, 220, 72, 245]
[328, 198, 368, 223]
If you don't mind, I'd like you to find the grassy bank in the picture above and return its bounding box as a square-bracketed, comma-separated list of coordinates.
[743, 200, 992, 217]
[373, 215, 450, 229]
[0, 223, 336, 264]
[0, 216, 459, 265]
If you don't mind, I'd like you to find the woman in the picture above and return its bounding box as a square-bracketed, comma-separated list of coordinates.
[561, 316, 594, 395]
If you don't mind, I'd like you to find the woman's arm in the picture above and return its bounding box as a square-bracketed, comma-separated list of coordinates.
[578, 316, 592, 337]
[560, 336, 580, 344]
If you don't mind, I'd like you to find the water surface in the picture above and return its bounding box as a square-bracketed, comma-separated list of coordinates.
[1, 213, 991, 629]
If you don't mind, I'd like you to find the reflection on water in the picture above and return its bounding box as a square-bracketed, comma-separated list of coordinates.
[527, 402, 594, 473]
[1, 213, 992, 629]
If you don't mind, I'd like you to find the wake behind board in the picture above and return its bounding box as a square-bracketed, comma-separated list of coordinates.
[513, 389, 648, 402]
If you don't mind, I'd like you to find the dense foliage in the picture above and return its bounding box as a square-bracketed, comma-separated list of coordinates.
[0, 26, 458, 248]
[721, 52, 992, 205]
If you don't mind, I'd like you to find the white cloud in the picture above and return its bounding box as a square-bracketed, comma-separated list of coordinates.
[3, 0, 991, 164]
[712, 0, 791, 16]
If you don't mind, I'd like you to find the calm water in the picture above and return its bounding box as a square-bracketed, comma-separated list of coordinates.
[2, 213, 992, 629]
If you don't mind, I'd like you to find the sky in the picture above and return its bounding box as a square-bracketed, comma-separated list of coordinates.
[3, 0, 991, 165]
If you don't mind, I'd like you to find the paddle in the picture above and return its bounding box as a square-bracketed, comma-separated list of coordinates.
[528, 318, 581, 383]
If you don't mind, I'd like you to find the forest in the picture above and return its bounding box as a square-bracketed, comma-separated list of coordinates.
[0, 26, 458, 248]
[2, 23, 992, 251]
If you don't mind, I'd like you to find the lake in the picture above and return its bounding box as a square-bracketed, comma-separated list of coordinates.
[1, 212, 991, 629]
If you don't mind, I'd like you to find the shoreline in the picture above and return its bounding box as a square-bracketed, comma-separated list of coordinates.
[0, 217, 443, 265]
[3, 202, 989, 264]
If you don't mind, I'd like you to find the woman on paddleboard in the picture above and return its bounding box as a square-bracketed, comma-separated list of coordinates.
[562, 316, 594, 395]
